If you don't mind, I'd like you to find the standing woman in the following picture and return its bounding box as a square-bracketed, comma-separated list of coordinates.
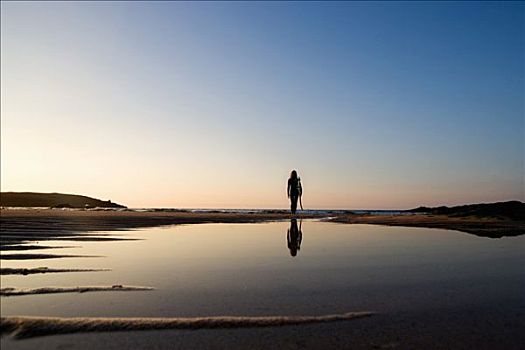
[287, 170, 303, 215]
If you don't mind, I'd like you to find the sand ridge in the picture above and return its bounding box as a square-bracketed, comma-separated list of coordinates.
[1, 285, 154, 296]
[0, 312, 374, 339]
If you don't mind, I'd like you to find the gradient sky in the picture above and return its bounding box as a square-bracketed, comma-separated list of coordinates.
[1, 1, 523, 209]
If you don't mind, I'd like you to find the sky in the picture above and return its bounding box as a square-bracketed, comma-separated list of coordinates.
[1, 1, 523, 209]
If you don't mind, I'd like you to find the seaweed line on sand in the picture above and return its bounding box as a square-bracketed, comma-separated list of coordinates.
[1, 267, 110, 275]
[0, 254, 103, 260]
[0, 312, 374, 339]
[0, 245, 79, 251]
[0, 285, 154, 296]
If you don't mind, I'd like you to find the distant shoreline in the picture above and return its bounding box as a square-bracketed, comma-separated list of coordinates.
[1, 207, 523, 242]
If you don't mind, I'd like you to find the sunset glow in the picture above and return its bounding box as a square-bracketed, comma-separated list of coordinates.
[1, 2, 523, 209]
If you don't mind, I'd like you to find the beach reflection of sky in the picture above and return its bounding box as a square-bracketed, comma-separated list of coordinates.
[1, 221, 524, 318]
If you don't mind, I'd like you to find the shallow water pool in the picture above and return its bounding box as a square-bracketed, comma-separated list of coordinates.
[1, 220, 524, 318]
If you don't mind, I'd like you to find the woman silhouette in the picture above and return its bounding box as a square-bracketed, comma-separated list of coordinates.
[287, 170, 302, 215]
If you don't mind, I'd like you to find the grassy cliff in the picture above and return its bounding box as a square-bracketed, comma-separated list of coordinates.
[0, 192, 126, 209]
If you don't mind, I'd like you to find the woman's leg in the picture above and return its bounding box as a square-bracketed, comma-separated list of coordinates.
[291, 195, 298, 214]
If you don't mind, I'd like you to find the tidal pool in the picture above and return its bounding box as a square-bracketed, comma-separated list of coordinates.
[1, 220, 524, 319]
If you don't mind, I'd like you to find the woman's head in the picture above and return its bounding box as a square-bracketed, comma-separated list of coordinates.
[290, 170, 298, 179]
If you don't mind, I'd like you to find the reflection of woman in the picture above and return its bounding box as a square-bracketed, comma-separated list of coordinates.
[287, 219, 302, 257]
[287, 170, 302, 215]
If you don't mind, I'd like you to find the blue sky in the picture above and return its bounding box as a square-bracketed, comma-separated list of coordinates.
[1, 1, 523, 208]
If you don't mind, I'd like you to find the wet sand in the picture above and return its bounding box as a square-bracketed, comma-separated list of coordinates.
[1, 209, 523, 245]
[0, 210, 321, 248]
[1, 312, 373, 339]
[329, 213, 525, 238]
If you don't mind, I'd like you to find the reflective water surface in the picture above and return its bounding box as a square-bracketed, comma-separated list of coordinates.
[1, 220, 524, 318]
